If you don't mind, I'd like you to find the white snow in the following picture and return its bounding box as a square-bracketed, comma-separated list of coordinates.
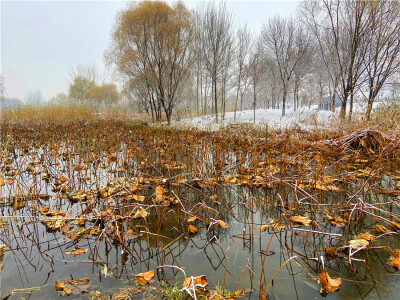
[171, 101, 384, 131]
[171, 105, 336, 131]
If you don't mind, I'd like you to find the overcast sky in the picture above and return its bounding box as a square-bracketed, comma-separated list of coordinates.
[1, 0, 299, 100]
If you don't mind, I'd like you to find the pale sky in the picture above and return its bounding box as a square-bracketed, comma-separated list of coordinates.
[1, 0, 298, 100]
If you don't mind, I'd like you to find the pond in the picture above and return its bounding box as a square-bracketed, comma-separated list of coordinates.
[1, 123, 400, 299]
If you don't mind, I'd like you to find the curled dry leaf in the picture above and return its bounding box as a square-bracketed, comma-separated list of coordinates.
[55, 277, 90, 296]
[123, 229, 141, 240]
[135, 270, 155, 285]
[348, 239, 369, 250]
[376, 224, 391, 233]
[260, 224, 270, 232]
[290, 216, 312, 226]
[59, 176, 68, 184]
[318, 270, 341, 294]
[74, 216, 87, 226]
[359, 232, 375, 243]
[187, 216, 197, 222]
[132, 194, 145, 202]
[188, 224, 199, 235]
[155, 185, 166, 202]
[133, 208, 148, 219]
[183, 275, 208, 288]
[324, 214, 346, 227]
[218, 220, 229, 228]
[391, 221, 400, 231]
[41, 206, 50, 213]
[232, 289, 245, 297]
[64, 247, 88, 255]
[325, 247, 337, 257]
[390, 250, 400, 271]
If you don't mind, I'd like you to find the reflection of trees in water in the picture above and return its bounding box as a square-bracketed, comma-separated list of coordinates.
[2, 167, 400, 298]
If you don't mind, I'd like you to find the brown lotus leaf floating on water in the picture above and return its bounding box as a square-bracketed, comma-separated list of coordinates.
[123, 229, 141, 240]
[155, 185, 166, 202]
[64, 247, 88, 255]
[290, 216, 312, 226]
[74, 216, 87, 226]
[318, 270, 341, 294]
[55, 277, 90, 296]
[218, 220, 229, 228]
[359, 232, 375, 243]
[135, 270, 155, 285]
[348, 239, 370, 250]
[183, 275, 208, 288]
[376, 224, 391, 233]
[324, 247, 337, 257]
[324, 214, 346, 227]
[229, 289, 245, 298]
[187, 216, 198, 222]
[390, 250, 400, 271]
[188, 224, 199, 234]
[133, 208, 148, 219]
[132, 194, 145, 202]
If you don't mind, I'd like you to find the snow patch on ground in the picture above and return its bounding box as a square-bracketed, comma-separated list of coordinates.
[171, 102, 382, 131]
[171, 105, 336, 130]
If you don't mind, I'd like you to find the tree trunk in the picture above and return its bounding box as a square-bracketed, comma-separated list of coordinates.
[214, 73, 218, 124]
[282, 88, 287, 117]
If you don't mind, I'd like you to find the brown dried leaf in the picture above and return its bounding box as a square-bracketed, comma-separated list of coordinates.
[188, 224, 198, 235]
[391, 221, 400, 231]
[59, 176, 68, 184]
[187, 216, 198, 222]
[318, 270, 341, 294]
[390, 250, 400, 271]
[376, 224, 391, 233]
[135, 270, 155, 285]
[290, 216, 312, 226]
[155, 185, 166, 202]
[64, 247, 88, 255]
[359, 232, 375, 243]
[324, 214, 346, 227]
[218, 220, 229, 228]
[133, 208, 148, 219]
[183, 275, 208, 288]
[132, 194, 145, 202]
[348, 239, 369, 250]
[74, 216, 87, 226]
[55, 277, 90, 295]
[325, 247, 337, 257]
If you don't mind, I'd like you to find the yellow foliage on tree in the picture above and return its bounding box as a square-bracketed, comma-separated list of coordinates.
[106, 0, 194, 124]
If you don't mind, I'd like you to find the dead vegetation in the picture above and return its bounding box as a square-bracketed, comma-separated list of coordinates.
[0, 109, 400, 299]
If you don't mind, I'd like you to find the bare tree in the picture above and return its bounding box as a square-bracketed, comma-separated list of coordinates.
[69, 63, 98, 84]
[233, 24, 252, 121]
[249, 40, 264, 122]
[301, 0, 373, 119]
[261, 16, 311, 116]
[361, 1, 400, 119]
[200, 2, 235, 123]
